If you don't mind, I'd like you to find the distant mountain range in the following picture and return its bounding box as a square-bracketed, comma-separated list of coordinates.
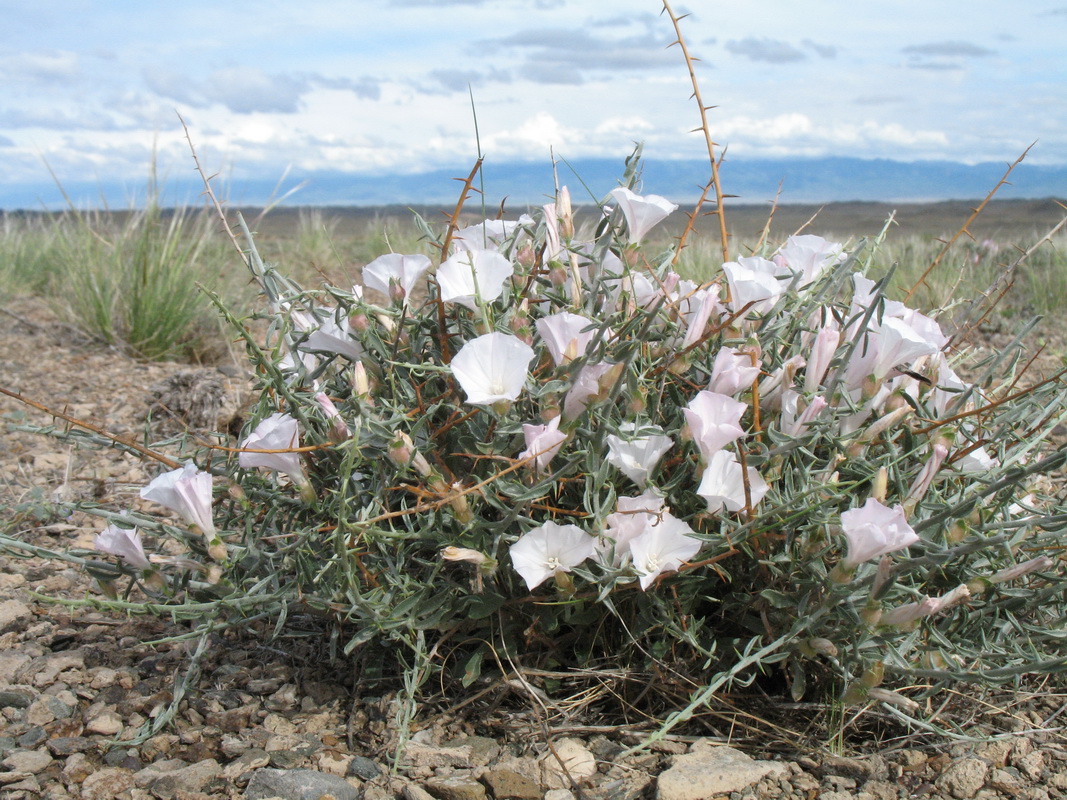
[3, 156, 1064, 210]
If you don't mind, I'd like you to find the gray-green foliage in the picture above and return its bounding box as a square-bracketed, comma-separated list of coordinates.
[6, 166, 1067, 745]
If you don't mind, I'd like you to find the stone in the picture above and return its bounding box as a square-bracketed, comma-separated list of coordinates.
[1016, 751, 1045, 781]
[85, 709, 124, 736]
[655, 743, 786, 800]
[47, 737, 92, 756]
[17, 726, 47, 748]
[145, 758, 221, 799]
[936, 757, 990, 800]
[244, 767, 361, 800]
[222, 748, 270, 782]
[540, 738, 597, 790]
[481, 768, 540, 800]
[544, 792, 575, 800]
[347, 754, 382, 780]
[404, 785, 436, 800]
[2, 748, 53, 774]
[989, 768, 1022, 793]
[61, 752, 93, 784]
[819, 754, 873, 780]
[80, 767, 135, 800]
[975, 740, 1012, 767]
[424, 775, 488, 800]
[0, 689, 35, 709]
[0, 600, 33, 634]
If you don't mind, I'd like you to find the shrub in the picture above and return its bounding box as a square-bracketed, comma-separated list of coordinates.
[8, 163, 1067, 748]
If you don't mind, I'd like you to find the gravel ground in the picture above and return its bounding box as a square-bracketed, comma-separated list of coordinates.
[2, 297, 1066, 800]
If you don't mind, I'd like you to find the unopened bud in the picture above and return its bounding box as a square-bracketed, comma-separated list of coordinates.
[558, 186, 574, 239]
[867, 688, 920, 712]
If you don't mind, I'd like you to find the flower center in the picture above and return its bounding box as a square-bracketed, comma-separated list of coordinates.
[545, 557, 562, 571]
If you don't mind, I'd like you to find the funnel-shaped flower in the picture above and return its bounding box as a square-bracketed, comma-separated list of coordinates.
[609, 187, 678, 245]
[629, 512, 701, 590]
[773, 235, 845, 287]
[682, 391, 747, 462]
[708, 347, 760, 397]
[535, 312, 601, 366]
[520, 415, 567, 474]
[697, 450, 769, 513]
[510, 521, 596, 590]
[452, 219, 524, 253]
[95, 523, 151, 570]
[601, 491, 666, 565]
[239, 412, 304, 481]
[840, 498, 918, 568]
[562, 362, 619, 420]
[606, 423, 673, 487]
[140, 463, 216, 537]
[290, 308, 362, 362]
[437, 249, 514, 309]
[362, 253, 432, 303]
[451, 332, 534, 406]
[722, 257, 784, 318]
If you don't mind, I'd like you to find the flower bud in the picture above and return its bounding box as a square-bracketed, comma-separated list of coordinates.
[558, 186, 574, 240]
[867, 688, 919, 712]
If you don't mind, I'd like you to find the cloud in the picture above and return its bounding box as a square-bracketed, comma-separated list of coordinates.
[802, 40, 837, 59]
[0, 49, 80, 83]
[391, 0, 485, 4]
[725, 38, 806, 64]
[483, 27, 676, 77]
[143, 67, 382, 113]
[902, 41, 995, 58]
[422, 68, 512, 94]
[0, 134, 14, 147]
[0, 107, 132, 131]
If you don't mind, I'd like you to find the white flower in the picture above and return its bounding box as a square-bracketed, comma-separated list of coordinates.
[509, 522, 596, 590]
[708, 347, 760, 397]
[609, 187, 678, 244]
[140, 463, 216, 537]
[520, 415, 567, 474]
[606, 423, 673, 487]
[535, 312, 602, 366]
[840, 498, 918, 568]
[361, 253, 432, 303]
[682, 391, 747, 462]
[95, 523, 152, 570]
[870, 317, 938, 381]
[562, 362, 619, 420]
[804, 325, 841, 393]
[239, 412, 304, 481]
[451, 332, 534, 406]
[722, 257, 785, 318]
[773, 235, 845, 287]
[697, 450, 769, 513]
[290, 308, 362, 362]
[600, 491, 666, 566]
[628, 513, 702, 590]
[452, 219, 523, 253]
[437, 249, 514, 309]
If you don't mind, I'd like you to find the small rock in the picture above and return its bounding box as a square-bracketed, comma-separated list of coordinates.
[61, 752, 93, 784]
[975, 740, 1012, 767]
[244, 767, 361, 800]
[656, 743, 786, 800]
[16, 726, 47, 748]
[404, 785, 436, 800]
[989, 767, 1022, 793]
[80, 767, 135, 800]
[0, 689, 35, 709]
[819, 754, 872, 780]
[146, 758, 221, 799]
[85, 709, 124, 736]
[317, 750, 351, 776]
[1016, 751, 1045, 781]
[424, 775, 488, 800]
[405, 742, 482, 770]
[0, 600, 33, 634]
[540, 738, 597, 790]
[936, 757, 990, 800]
[2, 749, 53, 774]
[544, 792, 575, 800]
[347, 755, 382, 780]
[481, 768, 540, 800]
[222, 748, 270, 782]
[47, 737, 92, 756]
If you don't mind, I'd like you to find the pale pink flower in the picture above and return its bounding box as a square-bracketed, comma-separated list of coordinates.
[140, 463, 216, 537]
[779, 393, 828, 436]
[437, 249, 514, 309]
[606, 423, 673, 487]
[600, 491, 666, 566]
[609, 187, 678, 245]
[697, 450, 769, 513]
[955, 445, 998, 473]
[681, 288, 719, 349]
[451, 219, 524, 253]
[314, 392, 351, 443]
[882, 584, 970, 626]
[871, 317, 938, 381]
[361, 253, 432, 303]
[905, 443, 949, 504]
[804, 325, 841, 393]
[535, 312, 602, 366]
[708, 347, 760, 397]
[95, 523, 152, 570]
[520, 415, 567, 473]
[509, 521, 597, 590]
[239, 412, 304, 482]
[562, 362, 619, 420]
[722, 257, 784, 318]
[628, 512, 702, 590]
[450, 332, 534, 406]
[840, 498, 918, 568]
[773, 235, 845, 287]
[682, 391, 747, 462]
[289, 308, 362, 362]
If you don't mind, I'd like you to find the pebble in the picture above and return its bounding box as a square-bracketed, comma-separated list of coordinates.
[1, 748, 53, 774]
[244, 767, 361, 800]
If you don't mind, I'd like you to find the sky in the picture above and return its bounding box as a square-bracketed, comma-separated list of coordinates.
[2, 0, 1066, 205]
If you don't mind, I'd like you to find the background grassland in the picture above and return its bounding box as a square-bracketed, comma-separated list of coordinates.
[1, 196, 1064, 362]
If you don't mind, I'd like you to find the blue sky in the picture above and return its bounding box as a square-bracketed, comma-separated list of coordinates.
[2, 0, 1065, 204]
